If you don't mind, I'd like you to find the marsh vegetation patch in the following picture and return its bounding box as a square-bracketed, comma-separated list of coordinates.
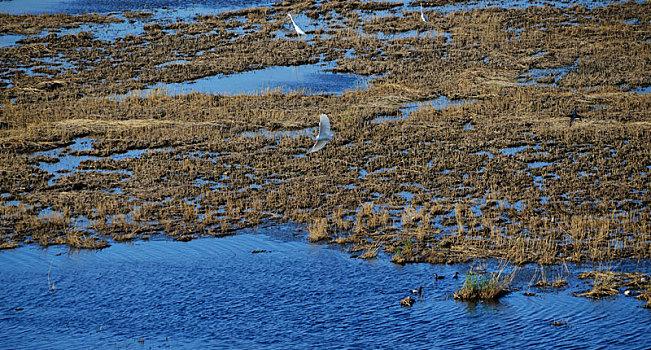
[0, 1, 650, 269]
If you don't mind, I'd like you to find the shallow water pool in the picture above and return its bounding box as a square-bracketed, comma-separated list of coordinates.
[135, 62, 375, 97]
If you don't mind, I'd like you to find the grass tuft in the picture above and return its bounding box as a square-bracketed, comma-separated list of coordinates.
[454, 264, 515, 301]
[308, 218, 329, 242]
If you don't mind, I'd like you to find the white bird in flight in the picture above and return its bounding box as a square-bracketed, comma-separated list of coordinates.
[308, 114, 334, 154]
[287, 14, 306, 36]
[420, 4, 429, 23]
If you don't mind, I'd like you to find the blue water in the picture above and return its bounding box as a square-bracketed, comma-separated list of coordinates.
[372, 96, 475, 124]
[0, 0, 621, 15]
[0, 0, 272, 15]
[130, 62, 374, 97]
[1, 228, 650, 349]
[32, 138, 166, 185]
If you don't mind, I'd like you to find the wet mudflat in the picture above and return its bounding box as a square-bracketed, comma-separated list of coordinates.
[0, 0, 650, 347]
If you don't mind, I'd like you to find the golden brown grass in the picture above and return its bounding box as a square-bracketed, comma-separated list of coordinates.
[0, 1, 648, 270]
[637, 283, 651, 308]
[54, 231, 110, 250]
[531, 263, 569, 288]
[576, 270, 648, 299]
[308, 218, 330, 242]
[0, 13, 122, 35]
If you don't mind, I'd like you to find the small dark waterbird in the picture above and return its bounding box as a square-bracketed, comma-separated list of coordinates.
[400, 295, 415, 307]
[567, 109, 583, 127]
[434, 273, 445, 280]
[410, 285, 423, 296]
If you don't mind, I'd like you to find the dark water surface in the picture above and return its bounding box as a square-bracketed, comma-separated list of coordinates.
[0, 0, 271, 15]
[1, 226, 650, 349]
[0, 0, 622, 15]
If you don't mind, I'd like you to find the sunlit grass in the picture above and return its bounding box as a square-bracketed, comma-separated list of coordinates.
[454, 265, 516, 301]
[0, 1, 648, 268]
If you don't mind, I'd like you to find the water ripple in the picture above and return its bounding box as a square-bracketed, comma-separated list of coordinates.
[1, 232, 650, 349]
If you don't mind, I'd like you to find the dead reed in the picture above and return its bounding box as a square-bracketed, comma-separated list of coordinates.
[0, 1, 648, 266]
[576, 270, 648, 299]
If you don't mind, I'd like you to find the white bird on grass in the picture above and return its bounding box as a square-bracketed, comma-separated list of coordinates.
[420, 3, 429, 23]
[287, 14, 306, 36]
[308, 114, 334, 154]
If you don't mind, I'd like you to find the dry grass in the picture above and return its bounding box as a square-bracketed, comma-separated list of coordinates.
[0, 241, 19, 250]
[0, 13, 122, 35]
[575, 279, 620, 299]
[0, 1, 649, 268]
[576, 270, 648, 299]
[637, 283, 651, 308]
[54, 231, 110, 250]
[531, 263, 569, 288]
[308, 218, 330, 242]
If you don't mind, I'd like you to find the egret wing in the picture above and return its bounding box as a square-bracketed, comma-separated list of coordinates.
[288, 14, 306, 35]
[318, 114, 331, 138]
[308, 140, 329, 153]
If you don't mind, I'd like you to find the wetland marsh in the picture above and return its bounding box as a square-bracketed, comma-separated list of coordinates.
[1, 0, 650, 347]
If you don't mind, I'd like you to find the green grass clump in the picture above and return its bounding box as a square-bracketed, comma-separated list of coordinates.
[454, 269, 514, 302]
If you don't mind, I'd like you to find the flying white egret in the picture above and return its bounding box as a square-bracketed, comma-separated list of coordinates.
[308, 114, 333, 153]
[420, 4, 429, 23]
[287, 14, 306, 36]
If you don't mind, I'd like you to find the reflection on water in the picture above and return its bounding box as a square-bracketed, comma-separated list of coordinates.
[33, 138, 97, 185]
[372, 96, 475, 124]
[0, 0, 272, 15]
[122, 62, 375, 97]
[0, 228, 649, 349]
[0, 0, 68, 14]
[0, 34, 25, 48]
[0, 0, 620, 15]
